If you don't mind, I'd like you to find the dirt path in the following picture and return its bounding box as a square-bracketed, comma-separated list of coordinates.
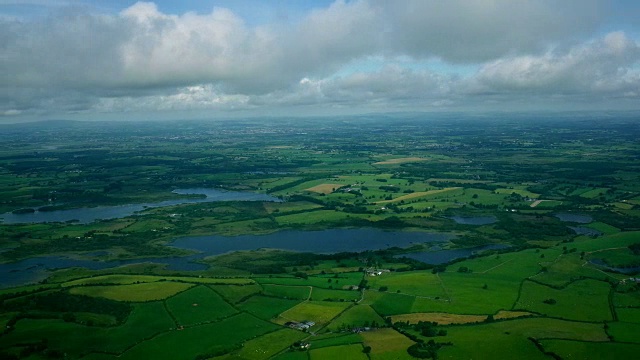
[479, 259, 514, 274]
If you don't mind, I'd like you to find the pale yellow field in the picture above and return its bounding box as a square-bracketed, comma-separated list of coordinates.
[361, 328, 415, 356]
[373, 157, 427, 165]
[376, 187, 461, 204]
[305, 183, 344, 194]
[494, 310, 536, 320]
[274, 301, 350, 326]
[391, 312, 487, 325]
[427, 178, 488, 184]
[63, 274, 254, 287]
[69, 282, 194, 302]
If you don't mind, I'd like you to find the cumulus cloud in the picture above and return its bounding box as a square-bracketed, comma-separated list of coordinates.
[375, 0, 606, 62]
[0, 0, 639, 118]
[468, 32, 640, 96]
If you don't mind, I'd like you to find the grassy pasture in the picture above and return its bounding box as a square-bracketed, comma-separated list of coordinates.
[274, 210, 352, 226]
[232, 328, 306, 360]
[311, 287, 361, 302]
[613, 291, 640, 308]
[392, 312, 487, 325]
[572, 231, 640, 252]
[438, 318, 608, 360]
[532, 253, 604, 287]
[365, 271, 445, 298]
[255, 273, 362, 290]
[309, 344, 368, 360]
[373, 157, 428, 165]
[238, 295, 302, 320]
[69, 282, 194, 302]
[326, 304, 385, 331]
[367, 291, 415, 316]
[515, 279, 612, 322]
[63, 274, 254, 287]
[541, 340, 640, 360]
[275, 301, 351, 328]
[119, 313, 278, 360]
[263, 201, 322, 214]
[435, 271, 523, 314]
[376, 187, 462, 204]
[590, 247, 640, 267]
[360, 328, 415, 360]
[0, 301, 175, 356]
[607, 321, 640, 343]
[271, 351, 308, 360]
[494, 188, 540, 198]
[494, 310, 535, 320]
[580, 188, 610, 198]
[305, 183, 344, 194]
[261, 284, 311, 300]
[165, 285, 237, 326]
[209, 283, 262, 303]
[616, 307, 640, 323]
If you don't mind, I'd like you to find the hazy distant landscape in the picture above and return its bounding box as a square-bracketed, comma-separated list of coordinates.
[2, 0, 640, 359]
[0, 113, 639, 359]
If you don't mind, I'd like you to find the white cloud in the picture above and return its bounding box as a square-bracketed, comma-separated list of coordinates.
[468, 32, 640, 96]
[0, 0, 639, 118]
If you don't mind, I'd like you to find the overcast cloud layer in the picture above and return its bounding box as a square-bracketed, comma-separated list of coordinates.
[1, 0, 639, 120]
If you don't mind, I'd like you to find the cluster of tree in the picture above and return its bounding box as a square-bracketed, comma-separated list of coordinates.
[394, 320, 447, 337]
[2, 291, 132, 325]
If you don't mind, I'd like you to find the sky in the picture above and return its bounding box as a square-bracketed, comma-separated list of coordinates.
[1, 0, 640, 122]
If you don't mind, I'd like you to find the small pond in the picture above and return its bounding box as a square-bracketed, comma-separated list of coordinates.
[0, 188, 281, 224]
[589, 258, 640, 275]
[569, 226, 602, 236]
[399, 244, 510, 265]
[449, 216, 497, 225]
[554, 213, 593, 224]
[0, 228, 453, 288]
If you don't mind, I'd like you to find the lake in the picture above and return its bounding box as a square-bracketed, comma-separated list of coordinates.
[449, 216, 497, 225]
[0, 188, 281, 224]
[399, 244, 510, 265]
[589, 258, 640, 275]
[569, 226, 602, 236]
[0, 228, 452, 288]
[554, 213, 593, 224]
[172, 228, 452, 255]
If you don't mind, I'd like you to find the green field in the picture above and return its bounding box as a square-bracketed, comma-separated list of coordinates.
[69, 282, 194, 302]
[261, 284, 311, 300]
[326, 304, 385, 331]
[438, 318, 608, 360]
[238, 295, 303, 320]
[275, 301, 351, 328]
[166, 285, 238, 326]
[210, 284, 262, 303]
[118, 313, 278, 360]
[361, 328, 415, 360]
[366, 271, 445, 298]
[0, 301, 175, 356]
[309, 344, 368, 360]
[63, 274, 254, 287]
[231, 328, 307, 360]
[515, 279, 613, 322]
[540, 340, 640, 359]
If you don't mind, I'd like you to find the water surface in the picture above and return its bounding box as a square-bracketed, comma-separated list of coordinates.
[0, 188, 281, 224]
[554, 213, 593, 224]
[569, 226, 602, 236]
[449, 216, 497, 225]
[399, 244, 510, 265]
[0, 228, 452, 288]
